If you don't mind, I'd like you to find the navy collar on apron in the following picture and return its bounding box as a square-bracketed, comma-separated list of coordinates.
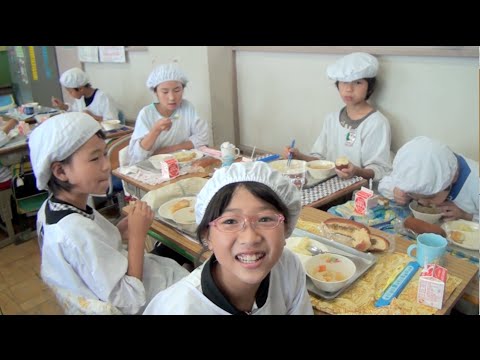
[46, 196, 95, 225]
[448, 154, 470, 201]
[201, 254, 270, 315]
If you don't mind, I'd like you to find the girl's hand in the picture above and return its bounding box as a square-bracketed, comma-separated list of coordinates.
[393, 187, 410, 205]
[153, 118, 172, 133]
[283, 146, 298, 160]
[438, 201, 471, 221]
[128, 201, 154, 246]
[116, 216, 129, 242]
[335, 162, 356, 179]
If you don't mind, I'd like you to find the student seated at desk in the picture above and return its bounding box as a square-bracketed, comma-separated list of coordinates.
[283, 52, 392, 183]
[128, 62, 209, 165]
[30, 112, 188, 314]
[378, 136, 479, 222]
[144, 161, 313, 315]
[51, 68, 119, 122]
[0, 118, 18, 189]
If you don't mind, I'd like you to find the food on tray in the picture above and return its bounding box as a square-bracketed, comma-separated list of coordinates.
[456, 224, 475, 232]
[312, 268, 347, 282]
[324, 218, 371, 251]
[411, 202, 440, 215]
[368, 234, 390, 252]
[335, 156, 349, 170]
[449, 230, 465, 243]
[404, 216, 446, 237]
[170, 199, 191, 214]
[291, 237, 314, 256]
[173, 151, 196, 162]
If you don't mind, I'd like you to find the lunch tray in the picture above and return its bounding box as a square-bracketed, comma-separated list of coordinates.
[292, 228, 377, 300]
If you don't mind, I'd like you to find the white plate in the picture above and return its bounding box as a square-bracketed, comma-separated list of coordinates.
[158, 196, 197, 220]
[285, 236, 329, 265]
[441, 220, 479, 251]
[171, 149, 204, 163]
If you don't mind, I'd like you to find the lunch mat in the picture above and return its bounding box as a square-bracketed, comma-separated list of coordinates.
[309, 252, 462, 315]
[301, 176, 363, 207]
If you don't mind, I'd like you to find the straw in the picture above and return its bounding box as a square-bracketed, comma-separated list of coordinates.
[251, 146, 256, 161]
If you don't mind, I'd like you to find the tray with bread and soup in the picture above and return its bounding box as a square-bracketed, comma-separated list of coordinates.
[290, 228, 377, 299]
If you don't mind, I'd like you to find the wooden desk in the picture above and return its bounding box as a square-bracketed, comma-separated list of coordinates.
[304, 177, 368, 208]
[122, 204, 210, 264]
[112, 156, 221, 198]
[300, 207, 479, 315]
[103, 126, 134, 140]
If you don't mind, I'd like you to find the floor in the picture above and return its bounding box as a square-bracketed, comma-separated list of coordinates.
[0, 238, 64, 315]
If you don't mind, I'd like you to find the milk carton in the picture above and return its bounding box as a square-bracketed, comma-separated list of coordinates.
[417, 264, 448, 309]
[354, 187, 375, 215]
[159, 158, 179, 179]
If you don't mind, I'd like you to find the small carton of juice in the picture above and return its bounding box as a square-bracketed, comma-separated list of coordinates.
[354, 187, 375, 215]
[160, 158, 179, 178]
[417, 264, 448, 309]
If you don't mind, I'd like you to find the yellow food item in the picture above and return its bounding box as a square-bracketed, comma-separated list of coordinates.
[170, 199, 190, 214]
[457, 224, 474, 232]
[174, 151, 196, 162]
[450, 230, 465, 243]
[292, 237, 313, 256]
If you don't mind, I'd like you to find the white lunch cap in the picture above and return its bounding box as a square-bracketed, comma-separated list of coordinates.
[195, 161, 301, 237]
[29, 112, 102, 191]
[390, 136, 458, 195]
[146, 63, 189, 90]
[59, 68, 89, 88]
[327, 52, 378, 82]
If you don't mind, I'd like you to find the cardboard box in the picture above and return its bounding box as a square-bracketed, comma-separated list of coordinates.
[417, 264, 448, 309]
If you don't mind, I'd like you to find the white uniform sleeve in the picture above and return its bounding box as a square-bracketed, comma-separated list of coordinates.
[94, 91, 118, 120]
[310, 117, 329, 159]
[59, 224, 146, 314]
[0, 131, 9, 147]
[188, 110, 209, 149]
[285, 251, 314, 315]
[128, 107, 155, 165]
[359, 115, 392, 181]
[378, 174, 396, 200]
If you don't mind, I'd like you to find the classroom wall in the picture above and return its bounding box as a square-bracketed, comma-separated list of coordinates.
[235, 51, 479, 161]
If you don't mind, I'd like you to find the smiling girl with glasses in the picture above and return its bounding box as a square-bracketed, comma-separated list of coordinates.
[143, 161, 314, 315]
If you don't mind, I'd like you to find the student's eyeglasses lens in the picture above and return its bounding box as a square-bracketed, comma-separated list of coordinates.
[210, 214, 285, 233]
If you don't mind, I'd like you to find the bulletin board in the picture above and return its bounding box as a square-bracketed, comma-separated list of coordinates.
[77, 46, 148, 63]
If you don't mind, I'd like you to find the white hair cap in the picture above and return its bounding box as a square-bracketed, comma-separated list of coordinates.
[29, 112, 102, 191]
[146, 63, 189, 90]
[59, 68, 89, 88]
[391, 136, 458, 195]
[195, 161, 301, 237]
[327, 52, 379, 82]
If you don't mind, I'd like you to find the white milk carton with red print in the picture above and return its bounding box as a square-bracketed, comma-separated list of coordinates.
[417, 264, 448, 309]
[354, 187, 375, 215]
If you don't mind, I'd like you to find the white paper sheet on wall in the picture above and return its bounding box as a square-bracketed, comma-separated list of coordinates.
[99, 46, 126, 63]
[78, 46, 99, 63]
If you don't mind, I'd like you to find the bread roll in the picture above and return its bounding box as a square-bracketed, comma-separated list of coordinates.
[324, 218, 372, 251]
[368, 234, 390, 252]
[404, 216, 446, 237]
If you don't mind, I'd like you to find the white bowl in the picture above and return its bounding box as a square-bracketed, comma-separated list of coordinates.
[172, 206, 197, 233]
[305, 253, 356, 293]
[270, 159, 306, 174]
[101, 119, 121, 131]
[149, 154, 175, 169]
[409, 200, 442, 224]
[306, 160, 335, 179]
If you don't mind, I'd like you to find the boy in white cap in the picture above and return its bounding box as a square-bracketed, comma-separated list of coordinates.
[143, 161, 313, 315]
[51, 67, 119, 122]
[379, 136, 479, 222]
[30, 112, 188, 314]
[284, 52, 392, 183]
[128, 63, 209, 165]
